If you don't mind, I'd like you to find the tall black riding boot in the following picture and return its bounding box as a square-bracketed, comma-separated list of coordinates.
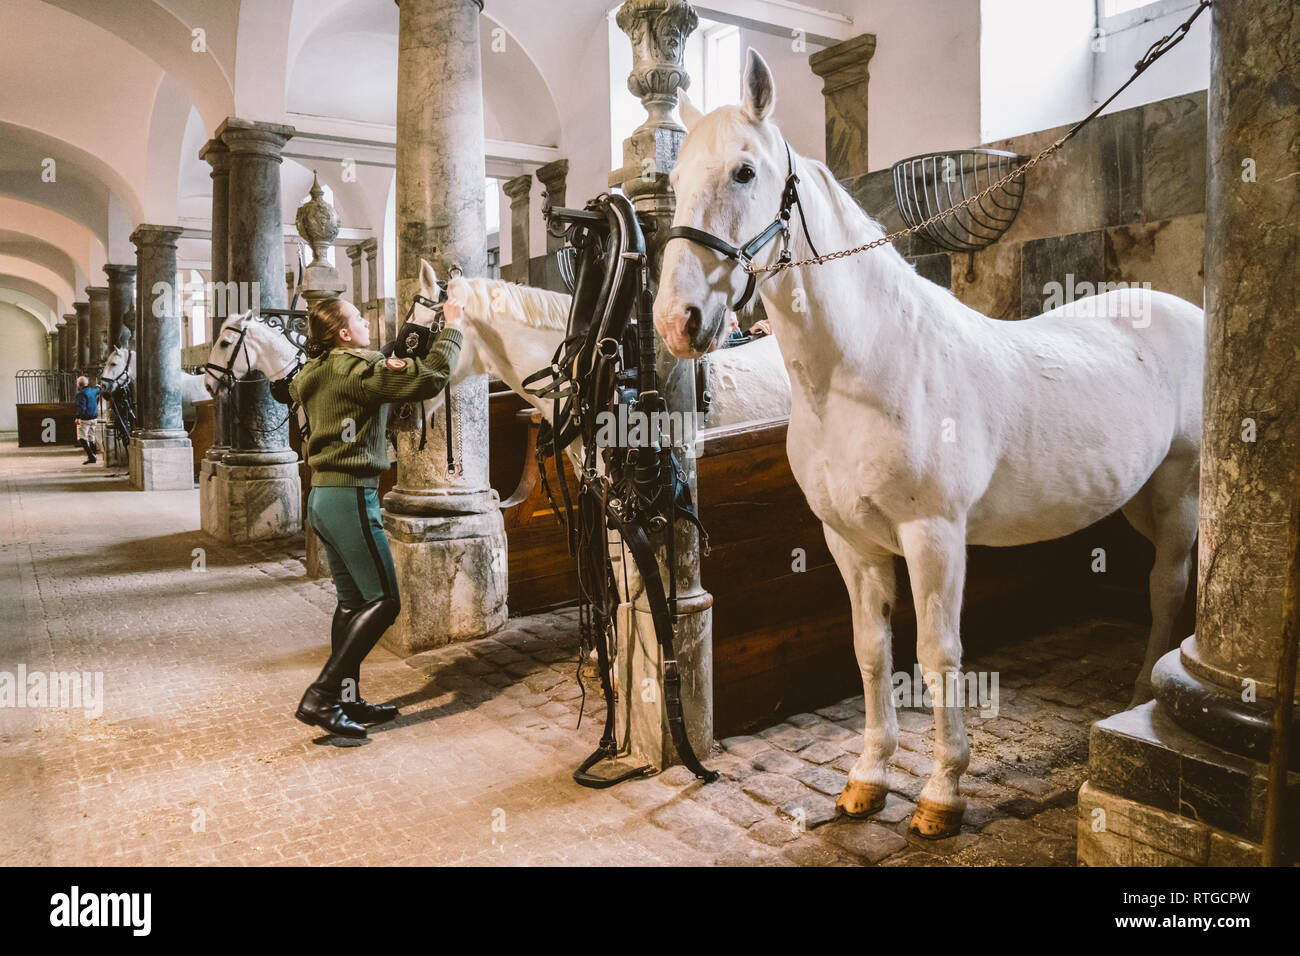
[295, 596, 400, 738]
[331, 603, 399, 725]
[79, 439, 95, 464]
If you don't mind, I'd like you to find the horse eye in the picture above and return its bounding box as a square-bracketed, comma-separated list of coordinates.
[733, 164, 755, 184]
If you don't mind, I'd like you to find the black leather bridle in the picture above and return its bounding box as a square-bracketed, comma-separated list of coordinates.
[205, 317, 304, 435]
[663, 140, 820, 313]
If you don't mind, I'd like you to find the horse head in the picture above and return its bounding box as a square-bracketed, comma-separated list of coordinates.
[655, 49, 793, 359]
[100, 346, 135, 393]
[203, 310, 299, 395]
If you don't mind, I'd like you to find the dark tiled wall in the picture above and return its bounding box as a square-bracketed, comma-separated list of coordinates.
[840, 91, 1207, 319]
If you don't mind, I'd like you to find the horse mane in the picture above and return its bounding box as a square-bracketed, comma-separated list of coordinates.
[448, 276, 571, 332]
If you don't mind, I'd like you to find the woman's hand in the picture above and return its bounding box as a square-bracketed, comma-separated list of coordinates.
[441, 298, 464, 328]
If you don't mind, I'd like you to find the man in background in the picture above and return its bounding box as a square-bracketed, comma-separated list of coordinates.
[73, 375, 100, 465]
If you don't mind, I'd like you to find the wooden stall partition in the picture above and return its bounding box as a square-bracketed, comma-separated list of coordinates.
[189, 399, 214, 480]
[489, 383, 530, 499]
[500, 409, 580, 613]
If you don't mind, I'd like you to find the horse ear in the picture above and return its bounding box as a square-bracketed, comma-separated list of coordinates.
[679, 89, 704, 132]
[419, 257, 439, 294]
[741, 47, 775, 123]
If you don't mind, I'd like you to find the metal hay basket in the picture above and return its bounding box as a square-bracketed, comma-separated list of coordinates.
[891, 148, 1026, 256]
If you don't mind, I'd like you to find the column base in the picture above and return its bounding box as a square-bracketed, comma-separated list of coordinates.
[1078, 700, 1299, 865]
[381, 506, 507, 655]
[128, 434, 193, 490]
[202, 458, 301, 543]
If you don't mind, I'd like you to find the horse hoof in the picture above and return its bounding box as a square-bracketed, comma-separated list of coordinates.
[908, 799, 963, 839]
[836, 780, 888, 819]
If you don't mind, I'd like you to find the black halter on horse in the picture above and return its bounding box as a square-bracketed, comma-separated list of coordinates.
[205, 312, 306, 437]
[524, 191, 717, 789]
[664, 140, 820, 313]
[384, 283, 460, 475]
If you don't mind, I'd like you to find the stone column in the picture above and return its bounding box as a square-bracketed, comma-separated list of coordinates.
[45, 330, 57, 369]
[57, 316, 73, 371]
[388, 0, 506, 653]
[809, 33, 877, 182]
[85, 286, 110, 366]
[203, 117, 301, 542]
[1080, 0, 1300, 866]
[103, 265, 136, 352]
[608, 0, 712, 770]
[295, 173, 347, 579]
[362, 236, 383, 344]
[347, 242, 366, 304]
[73, 301, 90, 368]
[502, 173, 532, 283]
[199, 137, 234, 486]
[536, 159, 569, 253]
[127, 225, 192, 490]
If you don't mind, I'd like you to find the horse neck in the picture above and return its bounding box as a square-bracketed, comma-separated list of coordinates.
[251, 325, 300, 379]
[464, 314, 563, 423]
[761, 152, 984, 395]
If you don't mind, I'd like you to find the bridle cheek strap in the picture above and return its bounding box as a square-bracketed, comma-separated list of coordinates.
[662, 141, 818, 314]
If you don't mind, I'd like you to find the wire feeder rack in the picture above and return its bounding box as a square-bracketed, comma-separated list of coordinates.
[891, 148, 1027, 278]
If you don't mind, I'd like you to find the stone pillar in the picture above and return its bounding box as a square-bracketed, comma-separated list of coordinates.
[45, 330, 57, 369]
[347, 242, 365, 304]
[295, 172, 347, 579]
[103, 265, 136, 351]
[128, 225, 192, 490]
[73, 301, 90, 368]
[502, 173, 532, 283]
[1080, 0, 1300, 866]
[608, 0, 712, 770]
[86, 286, 110, 366]
[362, 236, 383, 345]
[203, 117, 301, 543]
[536, 159, 569, 253]
[809, 33, 876, 182]
[362, 237, 379, 305]
[199, 137, 234, 481]
[58, 316, 73, 371]
[388, 0, 506, 653]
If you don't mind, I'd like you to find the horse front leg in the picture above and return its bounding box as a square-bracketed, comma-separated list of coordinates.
[824, 525, 897, 818]
[899, 518, 970, 839]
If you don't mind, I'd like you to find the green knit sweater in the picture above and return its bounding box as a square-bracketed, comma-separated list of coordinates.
[288, 328, 463, 488]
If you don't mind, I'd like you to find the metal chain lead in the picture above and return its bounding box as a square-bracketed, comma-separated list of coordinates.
[744, 137, 1065, 277]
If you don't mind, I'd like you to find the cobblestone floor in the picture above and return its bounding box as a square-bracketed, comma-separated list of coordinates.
[1, 441, 1144, 866]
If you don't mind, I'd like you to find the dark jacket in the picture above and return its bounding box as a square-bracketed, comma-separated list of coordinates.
[75, 386, 101, 419]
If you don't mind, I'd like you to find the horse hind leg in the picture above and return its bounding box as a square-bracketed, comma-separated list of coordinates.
[823, 526, 897, 819]
[898, 518, 970, 839]
[1121, 452, 1198, 708]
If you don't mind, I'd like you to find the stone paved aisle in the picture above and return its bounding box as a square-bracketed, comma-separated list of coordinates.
[0, 441, 1143, 865]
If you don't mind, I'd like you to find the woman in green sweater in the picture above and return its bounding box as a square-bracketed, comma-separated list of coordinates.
[288, 295, 463, 739]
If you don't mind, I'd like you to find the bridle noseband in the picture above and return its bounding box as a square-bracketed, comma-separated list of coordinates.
[663, 141, 820, 313]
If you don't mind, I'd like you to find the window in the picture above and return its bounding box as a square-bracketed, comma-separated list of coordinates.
[485, 178, 499, 234]
[686, 22, 741, 113]
[1100, 0, 1198, 32]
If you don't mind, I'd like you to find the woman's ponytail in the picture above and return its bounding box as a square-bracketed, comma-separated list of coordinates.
[306, 296, 352, 357]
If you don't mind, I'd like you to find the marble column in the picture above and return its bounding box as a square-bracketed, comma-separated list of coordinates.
[57, 316, 72, 371]
[809, 33, 877, 182]
[362, 236, 384, 343]
[502, 173, 532, 283]
[203, 117, 301, 543]
[103, 265, 135, 351]
[86, 286, 110, 366]
[295, 172, 347, 580]
[347, 242, 365, 304]
[536, 159, 569, 253]
[128, 225, 192, 490]
[45, 330, 57, 369]
[607, 0, 712, 770]
[388, 0, 506, 653]
[199, 137, 234, 485]
[73, 301, 90, 368]
[1079, 0, 1300, 866]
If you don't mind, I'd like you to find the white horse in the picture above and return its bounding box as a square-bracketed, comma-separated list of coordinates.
[410, 260, 792, 464]
[100, 346, 212, 425]
[202, 312, 304, 397]
[653, 50, 1203, 838]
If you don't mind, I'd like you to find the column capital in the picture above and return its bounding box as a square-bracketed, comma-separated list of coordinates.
[59, 314, 74, 327]
[360, 236, 379, 255]
[198, 137, 231, 173]
[536, 159, 568, 194]
[73, 300, 90, 315]
[130, 224, 184, 250]
[502, 173, 532, 204]
[346, 242, 366, 263]
[809, 33, 877, 93]
[103, 263, 137, 281]
[85, 285, 109, 299]
[394, 0, 483, 10]
[216, 117, 296, 158]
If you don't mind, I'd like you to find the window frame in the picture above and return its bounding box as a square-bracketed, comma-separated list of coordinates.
[1099, 0, 1200, 34]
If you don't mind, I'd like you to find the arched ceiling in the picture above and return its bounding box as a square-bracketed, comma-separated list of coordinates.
[0, 274, 61, 325]
[0, 255, 75, 313]
[0, 230, 81, 293]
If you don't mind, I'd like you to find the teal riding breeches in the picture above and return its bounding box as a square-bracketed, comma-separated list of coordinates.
[306, 486, 399, 609]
